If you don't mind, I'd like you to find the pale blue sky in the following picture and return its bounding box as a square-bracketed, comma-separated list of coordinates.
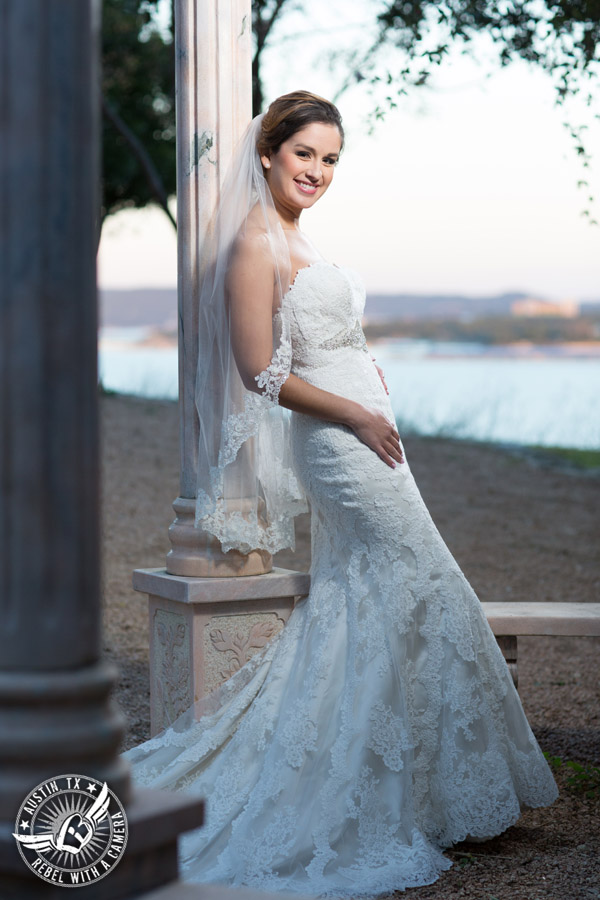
[97, 2, 600, 301]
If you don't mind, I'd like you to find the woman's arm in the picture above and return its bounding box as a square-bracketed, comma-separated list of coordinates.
[227, 234, 404, 469]
[277, 375, 403, 469]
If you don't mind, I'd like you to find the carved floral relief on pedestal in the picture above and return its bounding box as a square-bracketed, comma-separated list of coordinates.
[204, 612, 286, 693]
[153, 608, 192, 731]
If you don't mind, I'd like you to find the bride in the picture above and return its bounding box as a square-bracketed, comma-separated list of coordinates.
[122, 90, 558, 897]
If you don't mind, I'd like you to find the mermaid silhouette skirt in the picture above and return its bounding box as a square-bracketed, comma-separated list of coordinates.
[121, 261, 558, 897]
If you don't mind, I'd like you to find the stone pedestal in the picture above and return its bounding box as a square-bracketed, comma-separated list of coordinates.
[133, 568, 311, 735]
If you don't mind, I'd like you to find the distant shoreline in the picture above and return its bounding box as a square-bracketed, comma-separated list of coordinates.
[99, 326, 600, 358]
[370, 338, 600, 359]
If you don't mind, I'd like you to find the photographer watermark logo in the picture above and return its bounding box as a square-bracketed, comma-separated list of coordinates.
[13, 774, 128, 887]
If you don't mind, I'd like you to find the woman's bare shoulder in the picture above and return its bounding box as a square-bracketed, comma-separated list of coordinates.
[229, 222, 275, 286]
[227, 228, 275, 301]
[230, 228, 271, 262]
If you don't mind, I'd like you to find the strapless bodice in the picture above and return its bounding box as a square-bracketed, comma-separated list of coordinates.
[281, 259, 393, 419]
[282, 259, 370, 370]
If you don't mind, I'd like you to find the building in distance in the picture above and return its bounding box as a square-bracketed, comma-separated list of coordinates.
[510, 297, 579, 318]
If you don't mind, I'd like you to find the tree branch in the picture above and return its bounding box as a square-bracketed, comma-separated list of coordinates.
[254, 0, 289, 57]
[101, 94, 177, 230]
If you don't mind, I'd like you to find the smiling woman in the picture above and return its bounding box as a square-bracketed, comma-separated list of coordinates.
[263, 134, 339, 195]
[122, 89, 558, 898]
[256, 92, 344, 285]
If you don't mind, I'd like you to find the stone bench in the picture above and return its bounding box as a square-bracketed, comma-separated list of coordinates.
[134, 566, 600, 731]
[480, 601, 600, 688]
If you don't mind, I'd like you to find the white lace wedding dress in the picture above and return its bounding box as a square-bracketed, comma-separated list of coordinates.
[122, 260, 558, 898]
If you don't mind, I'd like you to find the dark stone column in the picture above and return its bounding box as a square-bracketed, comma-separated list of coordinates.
[0, 0, 129, 820]
[0, 6, 203, 898]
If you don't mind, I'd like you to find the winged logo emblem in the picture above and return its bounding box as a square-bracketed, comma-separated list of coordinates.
[13, 781, 110, 857]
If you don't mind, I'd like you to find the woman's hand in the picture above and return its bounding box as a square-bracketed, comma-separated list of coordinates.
[348, 405, 404, 469]
[278, 377, 403, 470]
[371, 355, 389, 395]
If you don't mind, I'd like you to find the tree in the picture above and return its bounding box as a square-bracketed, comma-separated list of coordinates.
[252, 0, 293, 114]
[333, 1, 600, 221]
[101, 0, 600, 230]
[100, 0, 293, 232]
[101, 0, 176, 229]
[375, 0, 600, 97]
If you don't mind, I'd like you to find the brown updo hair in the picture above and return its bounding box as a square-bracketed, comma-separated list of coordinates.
[257, 90, 344, 161]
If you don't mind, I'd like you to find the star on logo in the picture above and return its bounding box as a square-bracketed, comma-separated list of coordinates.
[86, 783, 98, 794]
[19, 821, 29, 830]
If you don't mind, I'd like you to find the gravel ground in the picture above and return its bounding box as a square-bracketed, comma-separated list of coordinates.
[100, 392, 600, 900]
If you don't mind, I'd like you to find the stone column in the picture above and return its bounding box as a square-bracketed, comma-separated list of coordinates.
[0, 4, 211, 897]
[166, 0, 270, 577]
[0, 0, 128, 818]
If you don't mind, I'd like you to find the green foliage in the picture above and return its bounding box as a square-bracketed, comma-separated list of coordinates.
[363, 312, 600, 345]
[98, 0, 285, 225]
[374, 1, 600, 102]
[101, 0, 176, 224]
[544, 753, 600, 799]
[356, 1, 600, 221]
[252, 0, 293, 115]
[529, 447, 600, 470]
[98, 378, 119, 397]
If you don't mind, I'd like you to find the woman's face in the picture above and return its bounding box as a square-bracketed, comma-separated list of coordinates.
[261, 122, 342, 218]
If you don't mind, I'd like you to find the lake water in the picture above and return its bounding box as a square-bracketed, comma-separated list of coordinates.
[98, 337, 600, 450]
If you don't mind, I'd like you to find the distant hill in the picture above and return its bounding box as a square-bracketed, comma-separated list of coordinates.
[99, 288, 177, 328]
[365, 291, 530, 322]
[99, 287, 599, 328]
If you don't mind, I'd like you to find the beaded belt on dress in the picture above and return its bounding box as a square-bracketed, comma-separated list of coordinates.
[317, 319, 369, 352]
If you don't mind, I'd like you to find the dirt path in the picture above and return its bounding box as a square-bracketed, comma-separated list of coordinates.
[100, 392, 599, 900]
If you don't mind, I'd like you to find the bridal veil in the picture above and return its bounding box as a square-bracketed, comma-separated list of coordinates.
[193, 113, 308, 556]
